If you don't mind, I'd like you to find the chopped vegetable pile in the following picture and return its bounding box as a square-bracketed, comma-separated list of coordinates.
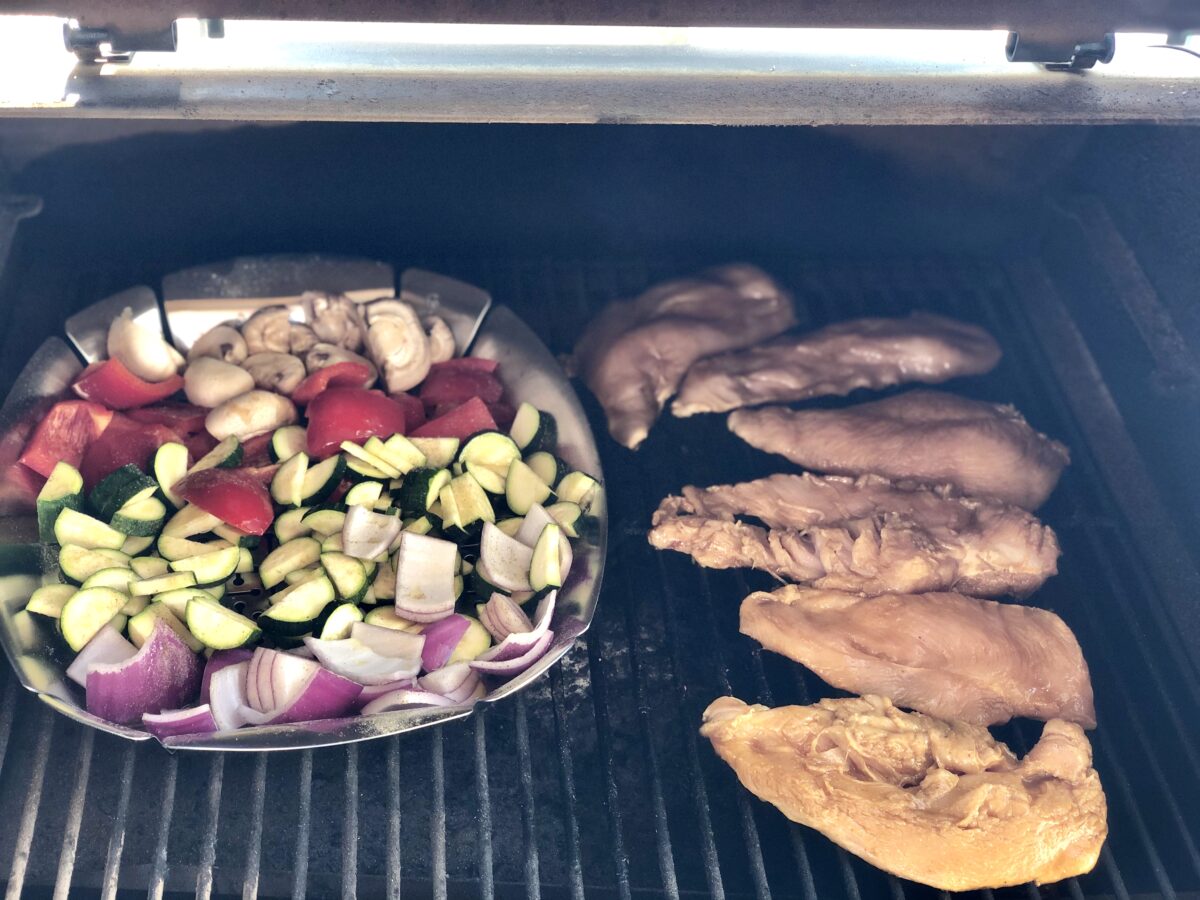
[19, 292, 600, 741]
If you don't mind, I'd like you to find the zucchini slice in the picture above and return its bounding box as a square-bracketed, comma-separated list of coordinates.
[81, 566, 137, 592]
[546, 501, 583, 539]
[260, 575, 337, 636]
[25, 583, 76, 619]
[369, 435, 426, 474]
[300, 454, 347, 505]
[59, 545, 130, 584]
[153, 587, 214, 621]
[189, 435, 242, 473]
[128, 603, 203, 652]
[90, 465, 158, 522]
[157, 534, 232, 561]
[154, 442, 190, 508]
[130, 555, 170, 579]
[397, 467, 451, 516]
[213, 522, 260, 548]
[362, 605, 422, 632]
[371, 556, 396, 601]
[448, 472, 495, 535]
[270, 425, 308, 462]
[505, 459, 553, 516]
[163, 504, 223, 538]
[170, 545, 241, 586]
[320, 602, 365, 639]
[458, 431, 521, 494]
[59, 586, 129, 651]
[495, 517, 524, 538]
[402, 516, 435, 536]
[344, 456, 392, 481]
[271, 451, 309, 507]
[260, 536, 322, 589]
[556, 472, 599, 513]
[110, 495, 167, 537]
[321, 533, 344, 553]
[341, 441, 401, 479]
[36, 462, 84, 544]
[185, 595, 261, 649]
[344, 480, 383, 508]
[131, 570, 198, 597]
[510, 402, 558, 453]
[302, 507, 347, 536]
[121, 534, 156, 556]
[273, 507, 312, 543]
[321, 551, 369, 603]
[529, 523, 564, 592]
[409, 437, 460, 469]
[54, 508, 127, 551]
[524, 451, 569, 489]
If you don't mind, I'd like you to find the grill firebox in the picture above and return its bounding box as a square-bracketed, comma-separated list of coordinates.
[0, 239, 1197, 896]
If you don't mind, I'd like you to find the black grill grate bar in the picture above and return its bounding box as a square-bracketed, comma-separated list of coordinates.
[343, 743, 360, 900]
[195, 753, 225, 900]
[291, 749, 313, 900]
[52, 727, 93, 900]
[1098, 846, 1132, 900]
[148, 750, 179, 900]
[431, 724, 448, 900]
[387, 737, 403, 900]
[0, 679, 16, 780]
[242, 752, 268, 900]
[549, 668, 587, 900]
[473, 714, 496, 900]
[100, 743, 137, 900]
[515, 694, 544, 900]
[5, 708, 53, 900]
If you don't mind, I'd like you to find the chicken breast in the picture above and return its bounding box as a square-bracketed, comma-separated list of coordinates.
[648, 473, 1059, 597]
[741, 585, 1095, 727]
[673, 312, 1001, 416]
[728, 390, 1070, 510]
[571, 265, 796, 449]
[701, 695, 1107, 891]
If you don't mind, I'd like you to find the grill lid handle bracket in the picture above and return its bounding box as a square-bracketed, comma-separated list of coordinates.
[1006, 31, 1116, 70]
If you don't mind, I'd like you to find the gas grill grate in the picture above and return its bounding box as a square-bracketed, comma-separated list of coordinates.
[1, 256, 1199, 900]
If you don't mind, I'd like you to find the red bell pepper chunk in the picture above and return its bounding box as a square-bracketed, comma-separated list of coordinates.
[183, 430, 218, 464]
[240, 432, 275, 468]
[388, 393, 426, 430]
[418, 368, 504, 408]
[305, 388, 408, 458]
[126, 402, 208, 437]
[174, 468, 275, 536]
[79, 414, 177, 491]
[19, 400, 114, 479]
[72, 358, 183, 410]
[428, 357, 500, 375]
[291, 362, 376, 405]
[486, 399, 516, 431]
[410, 397, 497, 439]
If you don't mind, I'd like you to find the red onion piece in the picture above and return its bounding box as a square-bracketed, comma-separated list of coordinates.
[470, 629, 555, 677]
[354, 678, 417, 710]
[67, 625, 136, 688]
[350, 622, 425, 659]
[418, 662, 480, 702]
[244, 648, 363, 723]
[86, 621, 202, 725]
[479, 593, 532, 643]
[514, 504, 556, 547]
[208, 661, 253, 731]
[475, 591, 556, 663]
[143, 704, 218, 740]
[419, 614, 471, 672]
[361, 689, 459, 714]
[200, 648, 253, 704]
[266, 666, 362, 725]
[302, 637, 422, 685]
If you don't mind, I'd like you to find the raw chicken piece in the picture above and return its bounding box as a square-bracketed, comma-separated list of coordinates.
[673, 312, 1001, 416]
[701, 695, 1107, 891]
[571, 265, 796, 449]
[648, 473, 1059, 597]
[728, 390, 1069, 510]
[741, 585, 1095, 727]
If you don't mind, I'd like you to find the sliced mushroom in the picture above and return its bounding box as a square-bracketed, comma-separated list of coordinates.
[364, 300, 432, 393]
[424, 315, 455, 363]
[304, 291, 366, 352]
[184, 357, 255, 408]
[288, 323, 319, 356]
[241, 306, 293, 355]
[107, 307, 185, 383]
[187, 323, 248, 365]
[206, 390, 297, 441]
[304, 342, 379, 383]
[243, 352, 306, 395]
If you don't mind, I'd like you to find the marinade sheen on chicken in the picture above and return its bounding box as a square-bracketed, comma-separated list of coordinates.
[701, 696, 1107, 891]
[741, 585, 1095, 727]
[672, 312, 1001, 416]
[728, 389, 1070, 510]
[570, 264, 796, 449]
[648, 473, 1059, 597]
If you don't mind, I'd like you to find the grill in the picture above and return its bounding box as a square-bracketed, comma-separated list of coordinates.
[0, 181, 1198, 896]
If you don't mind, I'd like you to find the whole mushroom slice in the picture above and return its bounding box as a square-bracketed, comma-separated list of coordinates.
[243, 352, 307, 395]
[305, 343, 379, 383]
[242, 306, 294, 355]
[365, 300, 432, 393]
[206, 390, 298, 441]
[424, 316, 456, 363]
[289, 323, 319, 356]
[305, 292, 366, 352]
[187, 323, 248, 365]
[108, 307, 186, 383]
[185, 357, 256, 408]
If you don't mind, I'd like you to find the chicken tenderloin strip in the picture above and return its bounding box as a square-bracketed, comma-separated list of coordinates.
[741, 585, 1095, 727]
[571, 264, 796, 449]
[728, 389, 1070, 509]
[701, 695, 1107, 891]
[673, 312, 1001, 416]
[648, 473, 1059, 597]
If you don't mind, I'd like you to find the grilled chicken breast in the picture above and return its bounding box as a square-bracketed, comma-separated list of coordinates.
[701, 695, 1107, 891]
[728, 390, 1070, 509]
[741, 585, 1095, 727]
[648, 473, 1059, 597]
[673, 312, 1001, 416]
[571, 265, 796, 449]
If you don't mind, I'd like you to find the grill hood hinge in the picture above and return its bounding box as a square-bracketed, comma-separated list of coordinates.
[1005, 31, 1117, 69]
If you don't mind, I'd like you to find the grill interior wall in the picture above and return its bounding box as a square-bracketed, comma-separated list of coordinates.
[0, 122, 1198, 900]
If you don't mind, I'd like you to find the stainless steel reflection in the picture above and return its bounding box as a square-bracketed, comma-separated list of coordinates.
[0, 257, 605, 751]
[65, 285, 164, 363]
[400, 268, 493, 354]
